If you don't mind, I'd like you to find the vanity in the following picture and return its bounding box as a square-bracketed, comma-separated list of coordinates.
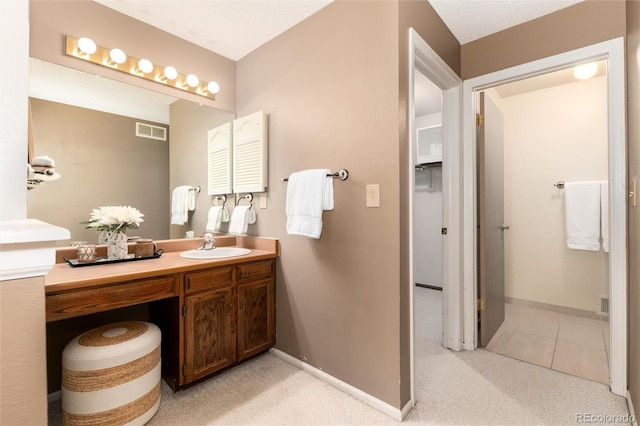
[45, 236, 277, 391]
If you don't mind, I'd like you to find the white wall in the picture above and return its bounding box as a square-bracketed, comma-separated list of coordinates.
[414, 113, 443, 287]
[497, 76, 608, 312]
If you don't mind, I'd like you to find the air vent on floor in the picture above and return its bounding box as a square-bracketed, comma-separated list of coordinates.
[136, 122, 167, 141]
[597, 295, 610, 316]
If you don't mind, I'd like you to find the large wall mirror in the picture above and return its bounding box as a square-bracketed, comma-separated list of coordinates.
[28, 58, 236, 245]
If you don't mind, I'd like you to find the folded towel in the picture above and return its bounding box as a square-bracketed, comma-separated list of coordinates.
[600, 181, 609, 253]
[247, 206, 256, 225]
[171, 186, 196, 225]
[220, 206, 230, 223]
[565, 181, 601, 251]
[286, 169, 333, 239]
[205, 206, 224, 232]
[229, 205, 250, 234]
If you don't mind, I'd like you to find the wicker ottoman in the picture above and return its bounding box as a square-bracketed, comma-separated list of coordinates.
[61, 321, 162, 425]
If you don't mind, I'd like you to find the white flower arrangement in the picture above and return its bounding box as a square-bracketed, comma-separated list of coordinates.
[82, 205, 144, 232]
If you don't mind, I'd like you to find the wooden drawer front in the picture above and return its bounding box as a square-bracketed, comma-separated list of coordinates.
[46, 276, 177, 322]
[184, 266, 233, 294]
[237, 260, 274, 283]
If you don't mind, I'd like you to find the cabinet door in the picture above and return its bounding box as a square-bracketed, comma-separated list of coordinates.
[184, 286, 235, 383]
[237, 279, 275, 360]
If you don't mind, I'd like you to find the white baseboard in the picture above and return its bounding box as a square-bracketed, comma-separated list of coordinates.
[269, 348, 412, 421]
[628, 390, 638, 426]
[48, 390, 61, 403]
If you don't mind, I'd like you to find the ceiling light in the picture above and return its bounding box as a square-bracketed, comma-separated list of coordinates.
[186, 74, 199, 88]
[77, 37, 96, 55]
[109, 48, 127, 65]
[138, 59, 154, 74]
[574, 62, 598, 80]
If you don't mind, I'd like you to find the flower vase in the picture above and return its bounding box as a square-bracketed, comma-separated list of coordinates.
[107, 231, 128, 260]
[98, 230, 112, 245]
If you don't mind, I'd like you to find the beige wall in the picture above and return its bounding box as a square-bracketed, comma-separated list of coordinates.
[461, 0, 626, 80]
[237, 0, 459, 409]
[29, 0, 236, 114]
[28, 98, 170, 245]
[497, 77, 609, 312]
[1, 276, 48, 424]
[626, 0, 640, 413]
[168, 100, 235, 239]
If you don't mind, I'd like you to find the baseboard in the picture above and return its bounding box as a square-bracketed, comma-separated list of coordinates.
[269, 348, 411, 421]
[48, 390, 61, 403]
[628, 390, 638, 426]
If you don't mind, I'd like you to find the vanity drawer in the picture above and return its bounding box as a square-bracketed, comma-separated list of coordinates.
[184, 266, 234, 294]
[46, 275, 178, 322]
[237, 259, 274, 283]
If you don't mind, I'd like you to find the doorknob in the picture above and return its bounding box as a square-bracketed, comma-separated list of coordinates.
[500, 224, 510, 231]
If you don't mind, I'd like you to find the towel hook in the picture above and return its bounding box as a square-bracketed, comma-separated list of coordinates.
[236, 193, 254, 207]
[214, 194, 227, 206]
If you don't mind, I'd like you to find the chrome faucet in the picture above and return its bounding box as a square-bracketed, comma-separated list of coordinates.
[197, 232, 216, 250]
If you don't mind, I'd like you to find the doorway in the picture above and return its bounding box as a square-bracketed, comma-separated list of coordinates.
[478, 64, 611, 384]
[463, 38, 627, 396]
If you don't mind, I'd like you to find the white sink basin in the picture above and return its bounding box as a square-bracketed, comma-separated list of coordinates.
[180, 247, 251, 259]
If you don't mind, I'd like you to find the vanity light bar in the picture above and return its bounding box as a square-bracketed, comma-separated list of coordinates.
[65, 35, 220, 100]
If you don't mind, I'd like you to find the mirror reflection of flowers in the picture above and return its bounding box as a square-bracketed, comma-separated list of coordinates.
[82, 205, 144, 232]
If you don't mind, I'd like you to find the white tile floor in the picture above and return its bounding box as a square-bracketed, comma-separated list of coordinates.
[486, 303, 610, 384]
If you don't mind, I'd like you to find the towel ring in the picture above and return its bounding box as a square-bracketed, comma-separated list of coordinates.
[214, 194, 227, 206]
[236, 193, 253, 207]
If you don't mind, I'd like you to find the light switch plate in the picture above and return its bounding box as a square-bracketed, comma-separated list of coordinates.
[366, 184, 380, 208]
[259, 193, 267, 209]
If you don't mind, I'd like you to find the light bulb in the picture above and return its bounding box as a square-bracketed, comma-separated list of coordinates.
[77, 37, 96, 55]
[164, 66, 178, 80]
[207, 81, 220, 94]
[137, 59, 154, 74]
[574, 62, 598, 80]
[186, 74, 199, 88]
[109, 48, 127, 65]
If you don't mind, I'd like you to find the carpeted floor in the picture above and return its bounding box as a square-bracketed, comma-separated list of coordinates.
[48, 288, 632, 425]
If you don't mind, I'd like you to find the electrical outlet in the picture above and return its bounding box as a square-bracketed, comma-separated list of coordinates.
[366, 184, 380, 208]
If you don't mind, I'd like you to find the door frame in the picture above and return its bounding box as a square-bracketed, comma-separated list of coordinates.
[461, 37, 627, 396]
[408, 28, 462, 403]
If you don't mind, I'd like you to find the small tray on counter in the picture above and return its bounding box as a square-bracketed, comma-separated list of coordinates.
[64, 250, 164, 267]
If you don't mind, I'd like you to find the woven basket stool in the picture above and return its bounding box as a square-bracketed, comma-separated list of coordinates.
[61, 321, 162, 426]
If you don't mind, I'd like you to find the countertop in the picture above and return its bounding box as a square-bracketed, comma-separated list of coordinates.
[45, 235, 279, 294]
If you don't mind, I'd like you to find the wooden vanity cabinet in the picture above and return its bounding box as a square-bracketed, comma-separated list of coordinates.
[182, 259, 275, 386]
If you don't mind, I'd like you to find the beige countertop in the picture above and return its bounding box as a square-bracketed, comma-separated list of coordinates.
[46, 235, 279, 294]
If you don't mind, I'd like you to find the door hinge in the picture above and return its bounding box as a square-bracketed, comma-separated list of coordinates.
[441, 227, 448, 235]
[182, 305, 186, 317]
[477, 299, 485, 312]
[476, 113, 484, 126]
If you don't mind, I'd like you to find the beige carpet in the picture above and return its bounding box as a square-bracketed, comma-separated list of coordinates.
[49, 288, 631, 425]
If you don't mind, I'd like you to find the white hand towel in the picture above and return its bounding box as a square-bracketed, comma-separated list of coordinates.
[564, 181, 601, 251]
[229, 205, 250, 234]
[600, 180, 609, 253]
[286, 169, 334, 239]
[247, 206, 257, 225]
[221, 206, 230, 223]
[171, 185, 193, 225]
[205, 206, 224, 231]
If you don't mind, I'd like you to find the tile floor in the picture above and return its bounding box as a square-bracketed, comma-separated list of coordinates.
[486, 303, 610, 384]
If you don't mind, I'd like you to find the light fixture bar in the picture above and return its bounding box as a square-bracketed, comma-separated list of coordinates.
[65, 35, 219, 99]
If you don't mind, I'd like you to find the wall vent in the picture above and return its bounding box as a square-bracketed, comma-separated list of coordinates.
[597, 295, 610, 316]
[136, 122, 167, 141]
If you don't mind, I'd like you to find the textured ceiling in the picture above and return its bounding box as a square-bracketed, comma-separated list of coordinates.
[94, 0, 334, 61]
[427, 0, 584, 44]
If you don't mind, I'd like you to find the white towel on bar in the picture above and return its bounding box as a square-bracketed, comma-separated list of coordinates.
[564, 181, 601, 251]
[286, 169, 334, 239]
[171, 186, 196, 225]
[600, 180, 609, 253]
[229, 205, 251, 234]
[205, 206, 224, 231]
